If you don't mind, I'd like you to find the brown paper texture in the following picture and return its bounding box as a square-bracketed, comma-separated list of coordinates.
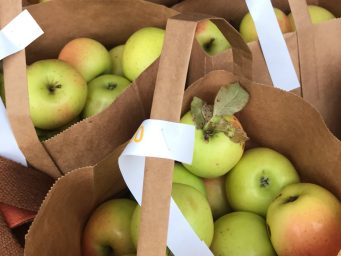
[25, 13, 341, 256]
[173, 0, 341, 139]
[1, 0, 178, 178]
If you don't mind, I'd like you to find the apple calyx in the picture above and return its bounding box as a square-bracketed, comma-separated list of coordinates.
[190, 83, 249, 143]
[260, 176, 270, 187]
[107, 82, 117, 90]
[47, 83, 62, 94]
[203, 38, 215, 52]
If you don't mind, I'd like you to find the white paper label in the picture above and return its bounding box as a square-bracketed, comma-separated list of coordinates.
[119, 119, 213, 256]
[245, 0, 300, 91]
[0, 10, 43, 60]
[0, 99, 27, 166]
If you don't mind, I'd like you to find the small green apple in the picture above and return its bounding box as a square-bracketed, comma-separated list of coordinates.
[59, 38, 112, 82]
[122, 27, 165, 81]
[109, 45, 125, 77]
[240, 8, 292, 43]
[225, 147, 300, 216]
[267, 183, 341, 256]
[82, 74, 130, 118]
[172, 163, 206, 196]
[195, 19, 231, 56]
[289, 5, 336, 31]
[180, 83, 249, 178]
[203, 175, 231, 220]
[130, 183, 214, 249]
[211, 211, 276, 256]
[27, 59, 87, 130]
[82, 199, 137, 256]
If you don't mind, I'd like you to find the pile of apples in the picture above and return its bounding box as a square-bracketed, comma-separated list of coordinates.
[82, 84, 341, 256]
[13, 20, 229, 141]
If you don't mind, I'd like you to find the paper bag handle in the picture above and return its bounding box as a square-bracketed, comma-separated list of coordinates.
[288, 0, 313, 31]
[0, 0, 61, 178]
[137, 13, 252, 256]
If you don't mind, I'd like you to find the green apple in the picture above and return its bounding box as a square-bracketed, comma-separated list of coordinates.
[59, 38, 112, 82]
[203, 175, 231, 220]
[82, 199, 137, 256]
[122, 27, 165, 81]
[225, 147, 300, 216]
[0, 72, 4, 104]
[240, 8, 292, 43]
[109, 45, 125, 77]
[195, 19, 231, 56]
[82, 74, 130, 118]
[289, 5, 336, 31]
[27, 59, 87, 130]
[172, 163, 206, 196]
[267, 183, 341, 256]
[211, 211, 276, 256]
[180, 84, 249, 178]
[131, 183, 214, 248]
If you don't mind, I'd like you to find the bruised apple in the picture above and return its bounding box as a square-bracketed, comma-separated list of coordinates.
[267, 183, 341, 256]
[180, 83, 249, 178]
[82, 199, 137, 256]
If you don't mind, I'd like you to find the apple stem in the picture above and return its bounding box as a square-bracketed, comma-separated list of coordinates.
[204, 38, 215, 51]
[284, 195, 299, 204]
[107, 83, 117, 90]
[47, 83, 62, 94]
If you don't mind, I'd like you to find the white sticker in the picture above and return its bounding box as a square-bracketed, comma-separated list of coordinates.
[119, 119, 213, 256]
[0, 99, 27, 166]
[0, 10, 44, 60]
[245, 0, 300, 91]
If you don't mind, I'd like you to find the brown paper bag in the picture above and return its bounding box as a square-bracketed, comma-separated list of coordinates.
[25, 14, 341, 256]
[1, 0, 178, 178]
[173, 0, 341, 139]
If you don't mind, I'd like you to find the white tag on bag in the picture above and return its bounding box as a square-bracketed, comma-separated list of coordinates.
[0, 10, 43, 60]
[118, 119, 213, 256]
[0, 99, 27, 166]
[245, 0, 300, 91]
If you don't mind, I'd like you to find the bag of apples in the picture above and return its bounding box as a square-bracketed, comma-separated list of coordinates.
[1, 0, 179, 179]
[173, 0, 341, 139]
[23, 14, 341, 256]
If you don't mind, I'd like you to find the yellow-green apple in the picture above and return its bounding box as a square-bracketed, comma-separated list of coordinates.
[82, 74, 130, 118]
[225, 147, 300, 216]
[0, 72, 4, 104]
[82, 199, 137, 256]
[27, 59, 87, 130]
[130, 183, 214, 248]
[59, 38, 112, 82]
[204, 175, 231, 220]
[172, 163, 206, 196]
[195, 20, 231, 56]
[122, 27, 165, 81]
[267, 183, 341, 256]
[289, 5, 336, 31]
[211, 211, 276, 256]
[180, 83, 249, 178]
[109, 45, 125, 77]
[240, 8, 292, 43]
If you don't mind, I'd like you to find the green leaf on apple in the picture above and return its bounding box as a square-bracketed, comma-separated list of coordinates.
[190, 83, 249, 143]
[213, 83, 249, 117]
